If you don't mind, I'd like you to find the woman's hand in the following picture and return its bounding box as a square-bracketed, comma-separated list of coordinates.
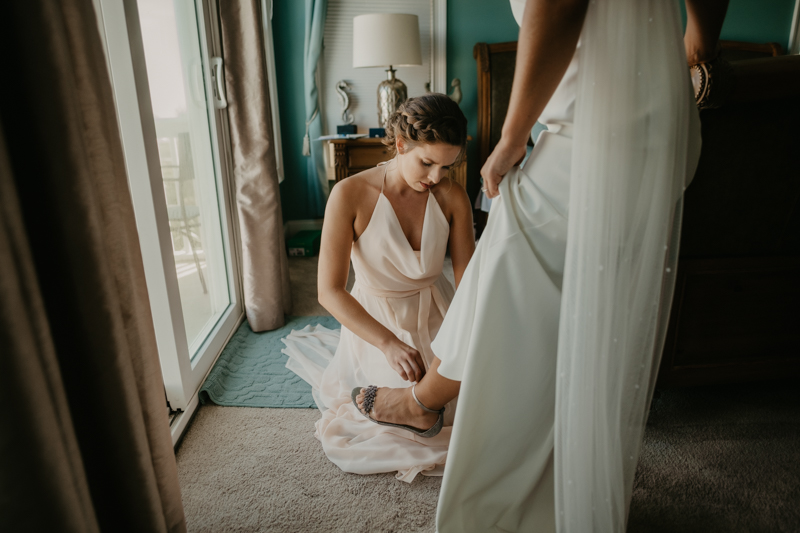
[480, 138, 528, 199]
[381, 337, 426, 382]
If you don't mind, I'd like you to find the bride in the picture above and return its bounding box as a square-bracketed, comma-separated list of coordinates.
[353, 0, 727, 530]
[282, 94, 474, 482]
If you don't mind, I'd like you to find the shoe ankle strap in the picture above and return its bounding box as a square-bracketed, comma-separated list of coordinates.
[412, 384, 442, 414]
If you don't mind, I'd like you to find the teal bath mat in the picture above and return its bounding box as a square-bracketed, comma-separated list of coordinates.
[199, 316, 340, 408]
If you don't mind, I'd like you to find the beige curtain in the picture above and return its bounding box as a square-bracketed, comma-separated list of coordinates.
[219, 0, 293, 332]
[0, 1, 185, 531]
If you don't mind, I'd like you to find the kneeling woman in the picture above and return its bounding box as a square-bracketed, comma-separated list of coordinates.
[282, 94, 474, 481]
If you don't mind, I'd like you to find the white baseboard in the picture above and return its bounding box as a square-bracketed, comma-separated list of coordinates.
[284, 218, 324, 239]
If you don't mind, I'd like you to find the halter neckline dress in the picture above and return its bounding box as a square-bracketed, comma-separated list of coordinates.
[283, 161, 457, 482]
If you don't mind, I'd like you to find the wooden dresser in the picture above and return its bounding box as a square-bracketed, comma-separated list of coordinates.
[474, 40, 800, 387]
[329, 137, 468, 190]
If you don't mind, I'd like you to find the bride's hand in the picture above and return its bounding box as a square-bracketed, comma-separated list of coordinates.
[381, 337, 426, 382]
[480, 138, 528, 199]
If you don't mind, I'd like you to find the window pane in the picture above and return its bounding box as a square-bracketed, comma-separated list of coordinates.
[138, 0, 231, 357]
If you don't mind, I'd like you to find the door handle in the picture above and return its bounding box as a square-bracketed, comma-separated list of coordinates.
[210, 57, 227, 109]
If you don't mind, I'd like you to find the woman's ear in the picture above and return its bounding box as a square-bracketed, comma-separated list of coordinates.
[396, 137, 405, 155]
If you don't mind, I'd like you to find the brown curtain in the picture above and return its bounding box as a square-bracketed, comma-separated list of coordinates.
[219, 0, 293, 332]
[0, 1, 185, 531]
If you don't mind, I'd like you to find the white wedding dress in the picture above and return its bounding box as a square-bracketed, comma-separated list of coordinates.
[432, 0, 701, 531]
[432, 51, 576, 533]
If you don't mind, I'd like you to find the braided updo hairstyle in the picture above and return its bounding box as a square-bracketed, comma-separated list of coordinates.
[383, 93, 468, 164]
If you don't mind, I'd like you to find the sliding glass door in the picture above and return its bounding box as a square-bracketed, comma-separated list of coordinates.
[137, 0, 232, 356]
[97, 0, 242, 411]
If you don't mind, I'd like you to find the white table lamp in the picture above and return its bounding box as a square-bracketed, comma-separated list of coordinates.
[353, 13, 422, 129]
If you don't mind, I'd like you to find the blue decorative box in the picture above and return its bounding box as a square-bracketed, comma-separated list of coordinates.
[369, 127, 386, 138]
[337, 124, 357, 135]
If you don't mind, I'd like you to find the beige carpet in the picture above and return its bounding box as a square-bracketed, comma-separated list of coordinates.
[177, 257, 445, 532]
[176, 256, 800, 532]
[177, 406, 439, 533]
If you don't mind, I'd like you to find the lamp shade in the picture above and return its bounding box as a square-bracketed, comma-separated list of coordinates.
[353, 14, 422, 68]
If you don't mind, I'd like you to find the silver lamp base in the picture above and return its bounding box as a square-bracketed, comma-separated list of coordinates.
[377, 67, 407, 129]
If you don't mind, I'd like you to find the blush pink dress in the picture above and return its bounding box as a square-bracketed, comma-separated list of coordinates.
[282, 162, 457, 482]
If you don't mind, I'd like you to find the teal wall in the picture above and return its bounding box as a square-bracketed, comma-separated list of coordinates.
[275, 0, 797, 220]
[681, 0, 796, 49]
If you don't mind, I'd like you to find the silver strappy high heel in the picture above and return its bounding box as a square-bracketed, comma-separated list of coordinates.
[351, 384, 444, 438]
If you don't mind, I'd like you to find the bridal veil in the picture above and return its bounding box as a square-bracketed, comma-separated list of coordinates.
[555, 0, 700, 531]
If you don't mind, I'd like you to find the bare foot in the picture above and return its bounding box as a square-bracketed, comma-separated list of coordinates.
[356, 387, 439, 431]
